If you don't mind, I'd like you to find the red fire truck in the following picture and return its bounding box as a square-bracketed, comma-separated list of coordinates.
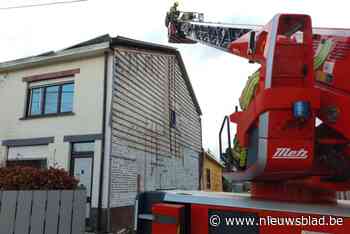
[134, 6, 350, 234]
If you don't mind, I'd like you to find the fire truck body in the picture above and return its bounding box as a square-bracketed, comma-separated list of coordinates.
[135, 190, 350, 234]
[135, 7, 350, 234]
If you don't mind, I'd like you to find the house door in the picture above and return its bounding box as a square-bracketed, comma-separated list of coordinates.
[72, 156, 93, 223]
[73, 157, 93, 200]
[70, 142, 94, 222]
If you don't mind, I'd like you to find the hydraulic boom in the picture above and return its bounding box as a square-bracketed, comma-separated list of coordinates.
[133, 7, 350, 234]
[166, 6, 350, 203]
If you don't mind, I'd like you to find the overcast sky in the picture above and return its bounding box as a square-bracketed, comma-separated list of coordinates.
[1, 0, 349, 157]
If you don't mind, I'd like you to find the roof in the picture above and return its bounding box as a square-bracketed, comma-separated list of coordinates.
[0, 34, 202, 115]
[204, 151, 225, 168]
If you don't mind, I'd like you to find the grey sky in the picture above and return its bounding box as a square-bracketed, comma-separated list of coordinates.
[1, 0, 349, 157]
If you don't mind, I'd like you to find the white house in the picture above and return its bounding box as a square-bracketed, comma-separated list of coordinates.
[0, 35, 202, 233]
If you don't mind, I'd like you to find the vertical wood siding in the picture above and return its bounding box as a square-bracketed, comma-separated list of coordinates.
[0, 190, 86, 234]
[110, 48, 201, 207]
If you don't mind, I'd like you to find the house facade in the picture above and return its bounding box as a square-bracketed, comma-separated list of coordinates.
[201, 151, 224, 192]
[0, 35, 202, 233]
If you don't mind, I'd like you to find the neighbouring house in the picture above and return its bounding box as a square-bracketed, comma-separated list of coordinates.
[0, 34, 202, 233]
[200, 150, 224, 192]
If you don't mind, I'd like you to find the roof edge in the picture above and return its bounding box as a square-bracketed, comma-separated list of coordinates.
[111, 36, 202, 116]
[0, 35, 202, 116]
[205, 151, 225, 168]
[111, 36, 178, 52]
[175, 51, 202, 115]
[0, 41, 110, 73]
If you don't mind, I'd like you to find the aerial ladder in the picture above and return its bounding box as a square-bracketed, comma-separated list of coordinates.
[135, 5, 350, 234]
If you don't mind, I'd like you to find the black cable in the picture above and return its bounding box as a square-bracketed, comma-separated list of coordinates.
[0, 0, 88, 10]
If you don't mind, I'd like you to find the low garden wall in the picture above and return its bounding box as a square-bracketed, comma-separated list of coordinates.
[0, 166, 86, 234]
[0, 189, 86, 234]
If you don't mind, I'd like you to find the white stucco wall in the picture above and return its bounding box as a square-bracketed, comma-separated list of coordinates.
[0, 55, 106, 207]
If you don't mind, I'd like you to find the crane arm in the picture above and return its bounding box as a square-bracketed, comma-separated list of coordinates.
[167, 10, 350, 56]
[166, 6, 350, 194]
[166, 11, 256, 53]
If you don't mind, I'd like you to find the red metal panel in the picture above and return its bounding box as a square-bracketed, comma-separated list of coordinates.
[191, 204, 350, 234]
[230, 87, 320, 147]
[263, 138, 314, 175]
[152, 203, 184, 234]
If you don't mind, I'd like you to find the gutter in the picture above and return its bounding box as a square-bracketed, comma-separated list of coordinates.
[97, 50, 110, 233]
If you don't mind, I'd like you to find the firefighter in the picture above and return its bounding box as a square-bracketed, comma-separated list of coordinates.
[165, 1, 180, 27]
[170, 1, 180, 20]
[223, 137, 247, 171]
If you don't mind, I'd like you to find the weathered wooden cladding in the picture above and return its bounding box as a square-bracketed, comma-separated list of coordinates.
[111, 103, 201, 152]
[111, 99, 201, 155]
[109, 48, 201, 206]
[112, 49, 201, 155]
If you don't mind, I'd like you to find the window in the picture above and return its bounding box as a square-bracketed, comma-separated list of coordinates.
[72, 142, 95, 154]
[61, 83, 74, 112]
[7, 159, 47, 169]
[206, 168, 211, 189]
[45, 86, 59, 114]
[30, 88, 43, 115]
[28, 82, 74, 117]
[170, 109, 176, 128]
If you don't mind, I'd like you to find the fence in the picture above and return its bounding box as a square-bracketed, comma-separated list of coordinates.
[0, 189, 86, 234]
